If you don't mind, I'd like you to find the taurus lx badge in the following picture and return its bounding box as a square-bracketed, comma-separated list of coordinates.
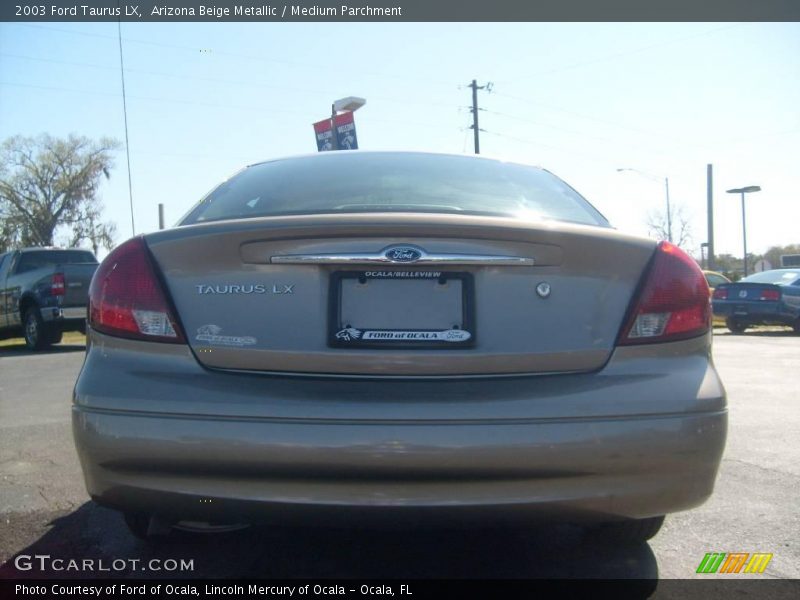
[196, 284, 294, 295]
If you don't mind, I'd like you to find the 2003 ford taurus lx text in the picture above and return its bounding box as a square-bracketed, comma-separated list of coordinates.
[72, 151, 727, 543]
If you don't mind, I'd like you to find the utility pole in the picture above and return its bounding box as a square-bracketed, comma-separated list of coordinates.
[468, 80, 491, 154]
[706, 164, 715, 271]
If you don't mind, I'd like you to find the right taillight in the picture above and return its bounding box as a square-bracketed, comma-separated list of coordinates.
[88, 237, 185, 343]
[618, 241, 710, 345]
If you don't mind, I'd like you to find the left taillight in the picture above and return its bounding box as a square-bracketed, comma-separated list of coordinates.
[51, 272, 65, 296]
[88, 237, 185, 343]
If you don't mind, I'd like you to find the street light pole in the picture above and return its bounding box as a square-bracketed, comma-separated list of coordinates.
[664, 176, 672, 244]
[725, 185, 761, 278]
[330, 103, 338, 151]
[740, 191, 748, 277]
[616, 168, 673, 243]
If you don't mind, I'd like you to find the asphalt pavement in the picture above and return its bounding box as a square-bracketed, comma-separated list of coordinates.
[0, 331, 798, 584]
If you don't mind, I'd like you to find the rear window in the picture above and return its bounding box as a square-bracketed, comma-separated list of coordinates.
[742, 271, 800, 285]
[705, 273, 729, 288]
[180, 153, 609, 227]
[15, 250, 97, 274]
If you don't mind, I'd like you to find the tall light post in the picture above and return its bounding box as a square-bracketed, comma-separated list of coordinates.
[616, 168, 672, 243]
[330, 96, 366, 150]
[726, 185, 761, 277]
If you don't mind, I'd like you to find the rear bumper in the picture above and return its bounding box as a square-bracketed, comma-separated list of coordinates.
[73, 407, 727, 524]
[72, 331, 728, 525]
[712, 301, 797, 324]
[41, 305, 87, 327]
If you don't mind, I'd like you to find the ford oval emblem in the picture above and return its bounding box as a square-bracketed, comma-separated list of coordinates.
[385, 246, 423, 263]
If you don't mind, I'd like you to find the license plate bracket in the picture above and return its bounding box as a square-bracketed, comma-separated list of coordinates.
[328, 270, 475, 349]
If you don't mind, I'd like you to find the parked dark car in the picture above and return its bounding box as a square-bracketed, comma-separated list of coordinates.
[712, 268, 800, 334]
[0, 247, 99, 350]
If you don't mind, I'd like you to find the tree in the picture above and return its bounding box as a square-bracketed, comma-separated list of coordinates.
[762, 244, 800, 270]
[712, 253, 743, 281]
[645, 203, 692, 249]
[0, 134, 120, 253]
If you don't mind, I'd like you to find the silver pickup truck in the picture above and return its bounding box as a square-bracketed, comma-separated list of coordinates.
[0, 248, 98, 350]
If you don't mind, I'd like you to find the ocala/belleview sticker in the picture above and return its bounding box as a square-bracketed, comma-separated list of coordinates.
[196, 324, 256, 347]
[335, 328, 471, 342]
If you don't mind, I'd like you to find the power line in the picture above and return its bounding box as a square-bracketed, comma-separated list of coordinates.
[479, 107, 695, 159]
[11, 23, 458, 89]
[490, 90, 722, 155]
[0, 81, 459, 133]
[481, 108, 617, 144]
[117, 16, 135, 237]
[0, 80, 334, 115]
[480, 129, 619, 166]
[0, 52, 459, 110]
[493, 91, 671, 138]
[494, 23, 745, 84]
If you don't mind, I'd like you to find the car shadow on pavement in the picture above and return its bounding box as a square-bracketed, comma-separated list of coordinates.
[712, 327, 797, 337]
[0, 343, 85, 357]
[0, 501, 658, 586]
[714, 331, 797, 338]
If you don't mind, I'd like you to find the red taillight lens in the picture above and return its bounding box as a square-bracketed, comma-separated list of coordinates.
[619, 241, 710, 345]
[51, 272, 65, 296]
[88, 237, 185, 343]
[712, 288, 728, 300]
[760, 289, 780, 301]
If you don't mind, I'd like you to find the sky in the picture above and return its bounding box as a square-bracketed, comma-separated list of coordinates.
[1, 21, 798, 261]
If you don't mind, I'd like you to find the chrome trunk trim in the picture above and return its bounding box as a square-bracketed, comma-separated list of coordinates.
[270, 251, 534, 266]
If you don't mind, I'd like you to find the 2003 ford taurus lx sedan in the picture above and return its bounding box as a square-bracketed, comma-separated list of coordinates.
[73, 151, 727, 543]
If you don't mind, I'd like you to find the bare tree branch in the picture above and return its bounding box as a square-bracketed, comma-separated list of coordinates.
[645, 203, 693, 249]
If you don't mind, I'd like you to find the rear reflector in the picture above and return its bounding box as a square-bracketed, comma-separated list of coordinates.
[619, 241, 710, 345]
[760, 289, 780, 301]
[88, 237, 185, 343]
[51, 272, 65, 296]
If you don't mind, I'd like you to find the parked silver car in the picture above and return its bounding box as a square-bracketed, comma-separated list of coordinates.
[73, 151, 726, 543]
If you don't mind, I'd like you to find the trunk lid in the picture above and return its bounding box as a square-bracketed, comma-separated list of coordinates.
[145, 214, 656, 376]
[60, 263, 99, 306]
[715, 281, 783, 304]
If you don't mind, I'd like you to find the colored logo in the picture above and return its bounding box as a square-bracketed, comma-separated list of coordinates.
[384, 246, 423, 263]
[335, 328, 471, 343]
[696, 552, 773, 574]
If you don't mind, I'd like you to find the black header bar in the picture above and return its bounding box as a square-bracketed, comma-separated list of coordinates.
[3, 1, 800, 23]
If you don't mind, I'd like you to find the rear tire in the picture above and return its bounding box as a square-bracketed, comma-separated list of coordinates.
[793, 320, 800, 335]
[23, 307, 51, 351]
[48, 327, 63, 345]
[585, 516, 665, 545]
[726, 317, 747, 334]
